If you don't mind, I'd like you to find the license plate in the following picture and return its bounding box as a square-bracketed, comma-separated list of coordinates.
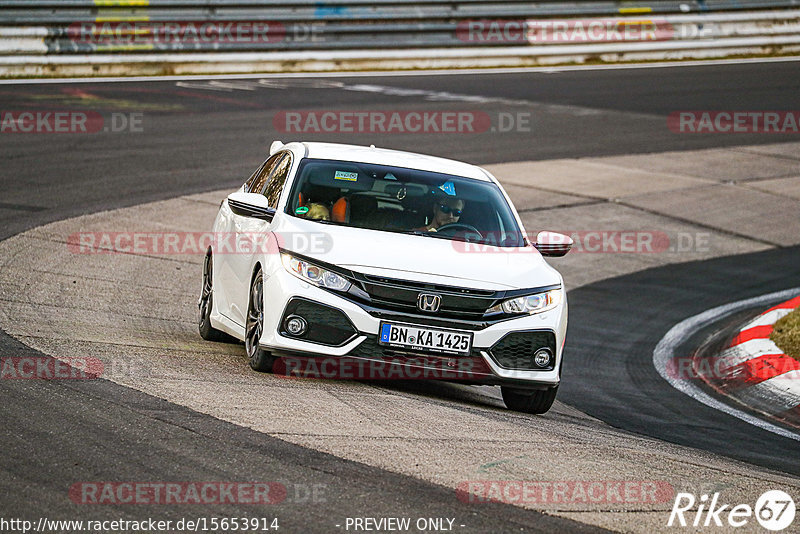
[378, 322, 472, 356]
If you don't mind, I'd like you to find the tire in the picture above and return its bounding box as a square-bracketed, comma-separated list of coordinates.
[501, 385, 558, 415]
[245, 269, 275, 372]
[198, 252, 231, 342]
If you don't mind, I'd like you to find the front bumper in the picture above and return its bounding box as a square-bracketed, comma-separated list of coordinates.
[258, 268, 566, 388]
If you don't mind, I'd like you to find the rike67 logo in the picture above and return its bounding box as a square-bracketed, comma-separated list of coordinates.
[668, 490, 795, 530]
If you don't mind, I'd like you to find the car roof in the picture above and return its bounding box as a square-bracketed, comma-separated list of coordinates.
[288, 142, 492, 182]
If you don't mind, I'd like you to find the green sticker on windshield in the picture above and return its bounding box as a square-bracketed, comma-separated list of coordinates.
[295, 206, 309, 215]
[334, 170, 358, 181]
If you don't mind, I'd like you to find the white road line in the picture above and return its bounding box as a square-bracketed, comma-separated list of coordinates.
[1, 56, 799, 85]
[175, 81, 238, 92]
[653, 287, 800, 442]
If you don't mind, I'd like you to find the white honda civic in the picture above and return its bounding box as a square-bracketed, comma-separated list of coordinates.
[198, 141, 572, 414]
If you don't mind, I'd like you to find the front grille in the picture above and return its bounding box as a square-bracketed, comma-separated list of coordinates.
[488, 330, 556, 371]
[280, 298, 357, 346]
[352, 274, 497, 320]
[362, 275, 495, 297]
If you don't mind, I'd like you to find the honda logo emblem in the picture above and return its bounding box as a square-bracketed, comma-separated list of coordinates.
[417, 293, 442, 313]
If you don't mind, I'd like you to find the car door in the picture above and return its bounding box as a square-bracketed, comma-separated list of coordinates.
[228, 151, 293, 326]
[215, 152, 283, 327]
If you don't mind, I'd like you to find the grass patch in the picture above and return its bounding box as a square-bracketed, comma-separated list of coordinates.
[771, 307, 800, 362]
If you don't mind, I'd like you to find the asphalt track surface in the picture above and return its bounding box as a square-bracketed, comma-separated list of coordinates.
[565, 245, 800, 475]
[1, 60, 799, 529]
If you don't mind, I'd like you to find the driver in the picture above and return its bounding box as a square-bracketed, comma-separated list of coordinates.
[417, 196, 464, 232]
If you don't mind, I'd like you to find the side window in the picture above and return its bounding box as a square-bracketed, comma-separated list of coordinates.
[245, 152, 282, 193]
[263, 152, 293, 209]
[244, 163, 263, 192]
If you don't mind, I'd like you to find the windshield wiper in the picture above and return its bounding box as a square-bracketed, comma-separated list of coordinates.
[394, 229, 448, 240]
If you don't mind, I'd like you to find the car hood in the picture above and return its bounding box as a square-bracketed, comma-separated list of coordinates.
[275, 216, 561, 291]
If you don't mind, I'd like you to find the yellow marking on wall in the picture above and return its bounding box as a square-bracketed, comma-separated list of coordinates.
[92, 26, 153, 36]
[96, 43, 155, 52]
[619, 7, 654, 13]
[95, 9, 150, 22]
[94, 0, 149, 6]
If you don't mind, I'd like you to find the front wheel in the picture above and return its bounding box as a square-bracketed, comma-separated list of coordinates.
[245, 269, 275, 372]
[198, 252, 230, 342]
[501, 385, 558, 414]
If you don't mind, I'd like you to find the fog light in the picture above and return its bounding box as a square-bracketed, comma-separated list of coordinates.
[285, 315, 307, 336]
[533, 348, 552, 367]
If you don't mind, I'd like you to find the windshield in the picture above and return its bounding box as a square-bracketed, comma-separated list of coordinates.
[284, 158, 526, 247]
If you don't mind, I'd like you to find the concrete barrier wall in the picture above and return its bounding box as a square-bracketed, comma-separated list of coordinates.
[1, 0, 799, 76]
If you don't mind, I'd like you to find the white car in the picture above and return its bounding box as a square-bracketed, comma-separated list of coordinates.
[198, 141, 572, 414]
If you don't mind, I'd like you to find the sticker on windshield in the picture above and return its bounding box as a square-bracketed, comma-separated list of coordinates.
[384, 173, 397, 180]
[439, 181, 457, 196]
[334, 170, 358, 182]
[295, 206, 309, 215]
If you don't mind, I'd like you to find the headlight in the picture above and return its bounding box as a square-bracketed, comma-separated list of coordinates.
[487, 288, 562, 315]
[281, 253, 351, 291]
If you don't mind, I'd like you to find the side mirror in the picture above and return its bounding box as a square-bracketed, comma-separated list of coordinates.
[534, 231, 573, 257]
[269, 140, 284, 155]
[227, 192, 276, 222]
